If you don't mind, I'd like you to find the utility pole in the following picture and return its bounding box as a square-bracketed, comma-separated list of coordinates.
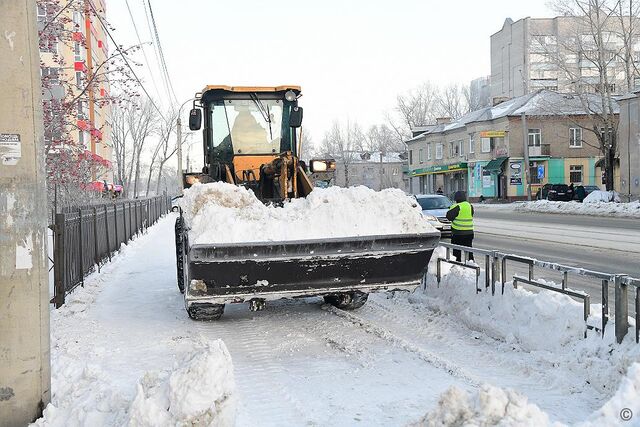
[176, 117, 183, 192]
[521, 112, 532, 201]
[0, 1, 51, 425]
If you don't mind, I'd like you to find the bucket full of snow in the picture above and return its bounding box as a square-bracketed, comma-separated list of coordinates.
[178, 183, 441, 306]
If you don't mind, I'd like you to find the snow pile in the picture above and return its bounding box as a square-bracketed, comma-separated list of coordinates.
[413, 385, 556, 427]
[180, 182, 435, 244]
[514, 199, 640, 218]
[413, 249, 586, 352]
[128, 340, 236, 427]
[583, 190, 621, 203]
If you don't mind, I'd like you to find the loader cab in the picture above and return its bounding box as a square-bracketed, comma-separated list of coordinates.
[187, 85, 310, 201]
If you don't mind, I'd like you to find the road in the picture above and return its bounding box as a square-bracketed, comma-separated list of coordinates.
[472, 208, 640, 311]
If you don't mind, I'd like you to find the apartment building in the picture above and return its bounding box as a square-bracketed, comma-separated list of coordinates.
[38, 0, 112, 181]
[406, 90, 617, 201]
[491, 16, 640, 102]
[334, 151, 408, 191]
[618, 91, 640, 201]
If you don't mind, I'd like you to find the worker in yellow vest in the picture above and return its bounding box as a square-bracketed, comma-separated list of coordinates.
[445, 191, 474, 262]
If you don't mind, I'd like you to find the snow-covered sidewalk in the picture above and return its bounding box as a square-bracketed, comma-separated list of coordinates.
[35, 214, 640, 426]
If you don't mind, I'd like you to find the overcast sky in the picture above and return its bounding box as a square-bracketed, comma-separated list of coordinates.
[107, 0, 554, 150]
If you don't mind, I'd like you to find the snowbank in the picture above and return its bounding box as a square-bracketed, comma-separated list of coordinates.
[584, 190, 621, 203]
[514, 199, 640, 218]
[128, 340, 236, 427]
[413, 249, 640, 425]
[412, 385, 555, 427]
[180, 182, 435, 244]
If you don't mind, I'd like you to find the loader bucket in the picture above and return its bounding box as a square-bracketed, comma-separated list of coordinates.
[183, 232, 440, 305]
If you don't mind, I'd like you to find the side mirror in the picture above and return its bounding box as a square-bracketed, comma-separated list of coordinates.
[289, 106, 303, 128]
[189, 108, 202, 131]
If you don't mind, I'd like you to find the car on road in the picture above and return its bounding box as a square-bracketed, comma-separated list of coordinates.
[536, 183, 572, 201]
[415, 194, 452, 237]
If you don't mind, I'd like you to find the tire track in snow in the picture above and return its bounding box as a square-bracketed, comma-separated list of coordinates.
[322, 304, 482, 387]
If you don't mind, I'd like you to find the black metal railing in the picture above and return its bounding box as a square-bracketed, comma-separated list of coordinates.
[51, 195, 171, 308]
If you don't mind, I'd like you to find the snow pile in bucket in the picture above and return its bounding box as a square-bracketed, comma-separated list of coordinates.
[412, 385, 555, 427]
[180, 182, 435, 244]
[127, 340, 236, 426]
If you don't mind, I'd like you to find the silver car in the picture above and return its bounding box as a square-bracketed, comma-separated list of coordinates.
[415, 194, 453, 237]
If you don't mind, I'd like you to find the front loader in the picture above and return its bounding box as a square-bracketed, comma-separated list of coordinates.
[176, 85, 440, 320]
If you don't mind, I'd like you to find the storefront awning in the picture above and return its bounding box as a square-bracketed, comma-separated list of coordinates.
[410, 162, 467, 177]
[483, 157, 508, 172]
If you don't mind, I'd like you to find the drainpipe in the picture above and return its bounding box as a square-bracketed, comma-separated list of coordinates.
[522, 112, 532, 200]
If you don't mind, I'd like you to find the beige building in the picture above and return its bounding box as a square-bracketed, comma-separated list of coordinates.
[38, 0, 112, 181]
[334, 151, 408, 191]
[491, 16, 640, 102]
[407, 90, 617, 201]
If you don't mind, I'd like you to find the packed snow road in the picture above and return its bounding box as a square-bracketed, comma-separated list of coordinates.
[41, 213, 639, 426]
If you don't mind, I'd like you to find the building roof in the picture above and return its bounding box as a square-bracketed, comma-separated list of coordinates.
[349, 151, 407, 164]
[406, 90, 620, 143]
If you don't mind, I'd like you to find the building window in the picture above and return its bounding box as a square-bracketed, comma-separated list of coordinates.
[37, 4, 47, 22]
[570, 165, 583, 183]
[528, 129, 541, 147]
[481, 137, 491, 153]
[73, 11, 83, 27]
[436, 144, 443, 160]
[392, 168, 399, 176]
[449, 142, 456, 157]
[469, 134, 475, 153]
[570, 127, 583, 148]
[419, 149, 424, 164]
[409, 150, 413, 165]
[41, 67, 60, 85]
[427, 143, 432, 160]
[74, 42, 85, 61]
[75, 71, 83, 88]
[529, 165, 542, 185]
[458, 140, 464, 157]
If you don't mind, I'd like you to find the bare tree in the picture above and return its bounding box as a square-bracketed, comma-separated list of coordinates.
[126, 98, 158, 197]
[317, 121, 365, 187]
[438, 83, 469, 119]
[365, 124, 406, 153]
[545, 0, 628, 189]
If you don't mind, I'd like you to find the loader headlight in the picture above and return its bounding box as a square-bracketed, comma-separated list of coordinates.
[285, 90, 297, 102]
[310, 160, 336, 173]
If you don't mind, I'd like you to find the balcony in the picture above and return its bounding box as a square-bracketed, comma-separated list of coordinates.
[528, 144, 550, 157]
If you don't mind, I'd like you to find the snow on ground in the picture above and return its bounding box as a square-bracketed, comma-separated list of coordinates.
[475, 199, 640, 218]
[35, 214, 640, 426]
[180, 182, 434, 244]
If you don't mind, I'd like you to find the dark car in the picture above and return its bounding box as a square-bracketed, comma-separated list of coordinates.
[536, 184, 571, 201]
[573, 185, 600, 202]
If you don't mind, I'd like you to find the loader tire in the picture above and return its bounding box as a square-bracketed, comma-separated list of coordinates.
[324, 292, 368, 310]
[188, 303, 225, 321]
[175, 217, 185, 294]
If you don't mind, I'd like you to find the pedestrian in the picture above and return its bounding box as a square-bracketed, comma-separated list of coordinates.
[436, 187, 444, 195]
[446, 191, 474, 262]
[575, 185, 586, 202]
[568, 183, 575, 201]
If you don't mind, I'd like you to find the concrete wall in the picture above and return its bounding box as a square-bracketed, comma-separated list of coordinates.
[618, 93, 640, 200]
[334, 159, 407, 191]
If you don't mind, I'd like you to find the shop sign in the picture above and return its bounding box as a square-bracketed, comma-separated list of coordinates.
[479, 130, 506, 138]
[537, 165, 545, 179]
[509, 161, 522, 185]
[482, 170, 492, 188]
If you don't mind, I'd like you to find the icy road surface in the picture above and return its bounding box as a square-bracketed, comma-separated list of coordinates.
[48, 214, 612, 426]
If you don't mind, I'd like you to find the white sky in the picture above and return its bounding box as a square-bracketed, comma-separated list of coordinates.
[107, 0, 554, 149]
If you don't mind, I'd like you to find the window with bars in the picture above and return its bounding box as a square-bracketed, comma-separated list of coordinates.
[570, 128, 582, 148]
[570, 165, 583, 183]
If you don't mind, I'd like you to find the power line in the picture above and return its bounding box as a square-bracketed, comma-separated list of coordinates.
[141, 0, 172, 101]
[145, 0, 179, 104]
[124, 0, 163, 104]
[86, 1, 166, 120]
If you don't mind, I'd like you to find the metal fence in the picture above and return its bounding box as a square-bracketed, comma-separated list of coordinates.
[434, 242, 640, 345]
[51, 195, 171, 308]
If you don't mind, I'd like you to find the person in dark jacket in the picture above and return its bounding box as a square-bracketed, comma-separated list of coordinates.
[568, 183, 575, 201]
[436, 187, 444, 195]
[575, 185, 586, 202]
[446, 191, 474, 262]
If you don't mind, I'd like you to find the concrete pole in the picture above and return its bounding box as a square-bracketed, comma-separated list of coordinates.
[521, 112, 532, 201]
[0, 1, 51, 425]
[176, 117, 183, 192]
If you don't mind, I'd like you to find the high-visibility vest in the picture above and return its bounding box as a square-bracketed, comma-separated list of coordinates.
[450, 201, 474, 231]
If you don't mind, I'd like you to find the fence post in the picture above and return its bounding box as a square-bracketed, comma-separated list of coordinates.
[93, 207, 99, 272]
[114, 204, 120, 249]
[615, 275, 629, 344]
[602, 279, 609, 337]
[53, 214, 65, 308]
[135, 201, 140, 235]
[104, 205, 111, 261]
[78, 209, 84, 287]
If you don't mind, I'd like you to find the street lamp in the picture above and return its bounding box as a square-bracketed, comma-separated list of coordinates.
[176, 97, 195, 192]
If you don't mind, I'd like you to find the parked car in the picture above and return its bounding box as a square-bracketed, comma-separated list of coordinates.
[573, 185, 600, 202]
[536, 184, 572, 201]
[415, 194, 452, 237]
